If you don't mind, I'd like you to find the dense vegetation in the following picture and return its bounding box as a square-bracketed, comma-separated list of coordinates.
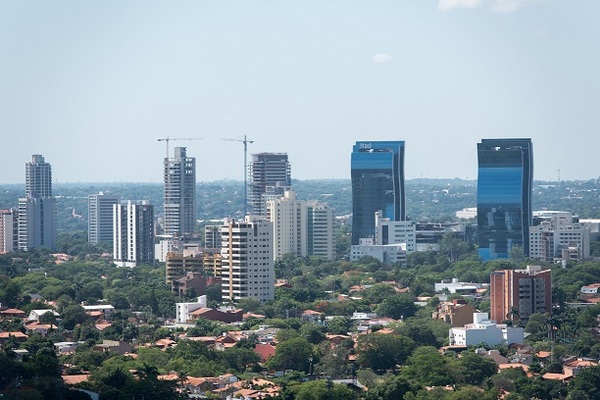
[3, 238, 600, 398]
[2, 178, 600, 234]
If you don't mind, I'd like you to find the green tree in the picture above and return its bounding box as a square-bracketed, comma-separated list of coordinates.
[376, 294, 417, 320]
[267, 337, 313, 372]
[288, 379, 357, 400]
[400, 346, 451, 386]
[357, 333, 416, 370]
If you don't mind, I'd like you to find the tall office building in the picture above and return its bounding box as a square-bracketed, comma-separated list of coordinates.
[164, 147, 196, 237]
[113, 201, 155, 267]
[0, 209, 18, 253]
[490, 265, 551, 324]
[88, 192, 119, 244]
[351, 141, 405, 245]
[220, 216, 274, 302]
[249, 153, 291, 216]
[477, 139, 533, 260]
[18, 155, 56, 251]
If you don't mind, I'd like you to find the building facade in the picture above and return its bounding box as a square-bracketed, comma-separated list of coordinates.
[307, 200, 335, 260]
[266, 189, 336, 261]
[18, 155, 56, 251]
[113, 201, 155, 267]
[490, 265, 551, 324]
[163, 147, 196, 237]
[220, 217, 275, 302]
[477, 138, 533, 260]
[88, 192, 119, 245]
[374, 210, 416, 253]
[351, 141, 405, 245]
[248, 153, 291, 216]
[449, 312, 524, 347]
[529, 211, 590, 262]
[0, 209, 18, 253]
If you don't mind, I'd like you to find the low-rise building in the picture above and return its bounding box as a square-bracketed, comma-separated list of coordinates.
[448, 312, 524, 347]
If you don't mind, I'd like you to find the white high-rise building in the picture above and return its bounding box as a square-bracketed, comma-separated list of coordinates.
[307, 200, 335, 260]
[530, 211, 591, 262]
[267, 190, 307, 259]
[164, 147, 196, 237]
[266, 190, 336, 261]
[88, 192, 119, 244]
[0, 209, 17, 253]
[18, 155, 56, 251]
[113, 201, 155, 267]
[220, 216, 274, 302]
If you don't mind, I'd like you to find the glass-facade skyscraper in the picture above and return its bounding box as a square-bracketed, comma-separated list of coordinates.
[351, 141, 405, 245]
[477, 138, 533, 260]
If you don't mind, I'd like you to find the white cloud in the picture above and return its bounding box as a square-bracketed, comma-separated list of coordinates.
[438, 0, 483, 11]
[438, 0, 545, 13]
[373, 53, 393, 64]
[491, 0, 545, 14]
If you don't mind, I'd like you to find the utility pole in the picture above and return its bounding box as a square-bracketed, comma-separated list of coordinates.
[221, 135, 254, 216]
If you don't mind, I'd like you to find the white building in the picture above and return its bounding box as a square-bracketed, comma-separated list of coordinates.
[374, 210, 416, 253]
[220, 216, 275, 302]
[113, 201, 155, 267]
[0, 209, 17, 253]
[350, 238, 407, 265]
[307, 200, 335, 260]
[88, 192, 119, 245]
[175, 295, 207, 324]
[266, 189, 335, 261]
[267, 190, 307, 259]
[448, 312, 524, 347]
[163, 147, 196, 237]
[434, 278, 486, 295]
[18, 155, 56, 251]
[530, 211, 590, 262]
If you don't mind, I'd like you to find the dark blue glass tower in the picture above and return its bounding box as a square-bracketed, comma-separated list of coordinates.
[351, 141, 405, 245]
[477, 138, 533, 260]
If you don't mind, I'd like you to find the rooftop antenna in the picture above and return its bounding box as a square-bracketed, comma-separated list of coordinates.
[221, 135, 254, 216]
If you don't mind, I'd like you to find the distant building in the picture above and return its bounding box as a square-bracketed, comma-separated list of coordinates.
[529, 211, 590, 262]
[490, 265, 551, 324]
[306, 199, 336, 260]
[18, 155, 56, 251]
[374, 210, 416, 253]
[265, 189, 336, 260]
[220, 217, 275, 302]
[477, 138, 533, 260]
[175, 295, 207, 324]
[88, 192, 119, 245]
[249, 153, 291, 216]
[449, 312, 524, 347]
[204, 224, 224, 250]
[165, 250, 221, 287]
[432, 299, 477, 327]
[350, 238, 407, 265]
[113, 201, 154, 267]
[163, 147, 196, 237]
[0, 209, 18, 253]
[351, 141, 405, 245]
[434, 278, 486, 296]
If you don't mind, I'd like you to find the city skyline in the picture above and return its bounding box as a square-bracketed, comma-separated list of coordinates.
[1, 1, 599, 184]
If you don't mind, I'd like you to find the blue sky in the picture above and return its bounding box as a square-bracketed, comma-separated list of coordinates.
[1, 0, 598, 183]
